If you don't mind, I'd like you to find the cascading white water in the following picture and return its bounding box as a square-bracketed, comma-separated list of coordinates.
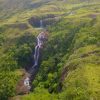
[24, 31, 47, 88]
[33, 32, 46, 67]
[24, 77, 31, 90]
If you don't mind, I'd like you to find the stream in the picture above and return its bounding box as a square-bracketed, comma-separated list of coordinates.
[24, 31, 48, 91]
[23, 20, 48, 93]
[16, 19, 48, 94]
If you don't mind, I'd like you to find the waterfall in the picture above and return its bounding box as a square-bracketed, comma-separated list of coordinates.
[33, 32, 45, 68]
[24, 77, 31, 90]
[33, 45, 39, 66]
[40, 20, 43, 28]
[24, 31, 47, 88]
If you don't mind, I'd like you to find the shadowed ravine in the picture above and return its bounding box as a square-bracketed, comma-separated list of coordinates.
[16, 30, 48, 95]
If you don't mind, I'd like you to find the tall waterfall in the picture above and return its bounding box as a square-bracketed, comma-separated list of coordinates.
[33, 32, 46, 67]
[24, 31, 47, 90]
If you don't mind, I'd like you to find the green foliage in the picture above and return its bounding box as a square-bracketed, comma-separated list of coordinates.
[0, 26, 37, 99]
[0, 1, 100, 100]
[31, 5, 100, 99]
[59, 87, 90, 100]
[0, 72, 20, 100]
[21, 87, 58, 100]
[0, 53, 18, 71]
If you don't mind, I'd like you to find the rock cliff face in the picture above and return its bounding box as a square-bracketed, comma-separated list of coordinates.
[28, 14, 60, 27]
[16, 67, 40, 95]
[16, 71, 30, 95]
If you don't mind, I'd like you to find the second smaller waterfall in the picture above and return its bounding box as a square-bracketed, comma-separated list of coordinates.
[40, 20, 43, 28]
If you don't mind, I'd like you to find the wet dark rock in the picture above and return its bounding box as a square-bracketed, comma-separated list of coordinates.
[28, 17, 40, 27]
[28, 14, 60, 27]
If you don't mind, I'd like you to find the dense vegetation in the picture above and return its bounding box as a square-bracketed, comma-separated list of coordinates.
[28, 15, 100, 100]
[0, 0, 100, 100]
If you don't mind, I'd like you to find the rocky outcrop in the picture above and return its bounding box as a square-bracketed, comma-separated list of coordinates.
[28, 14, 60, 27]
[16, 71, 31, 95]
[28, 17, 40, 27]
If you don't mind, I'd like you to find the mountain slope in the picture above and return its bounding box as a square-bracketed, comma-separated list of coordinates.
[0, 0, 53, 19]
[17, 12, 100, 100]
[0, 0, 100, 100]
[20, 3, 100, 100]
[0, 0, 100, 20]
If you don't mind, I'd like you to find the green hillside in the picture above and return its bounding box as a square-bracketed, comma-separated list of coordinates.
[0, 0, 100, 100]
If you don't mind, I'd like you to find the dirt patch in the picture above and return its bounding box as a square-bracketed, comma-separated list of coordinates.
[80, 50, 100, 58]
[60, 67, 68, 82]
[57, 67, 68, 92]
[88, 13, 100, 18]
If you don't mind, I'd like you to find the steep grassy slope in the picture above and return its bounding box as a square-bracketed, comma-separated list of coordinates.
[0, 1, 100, 100]
[16, 3, 100, 100]
[0, 0, 100, 24]
[0, 0, 53, 19]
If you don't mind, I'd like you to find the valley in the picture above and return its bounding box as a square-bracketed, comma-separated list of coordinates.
[0, 0, 100, 100]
